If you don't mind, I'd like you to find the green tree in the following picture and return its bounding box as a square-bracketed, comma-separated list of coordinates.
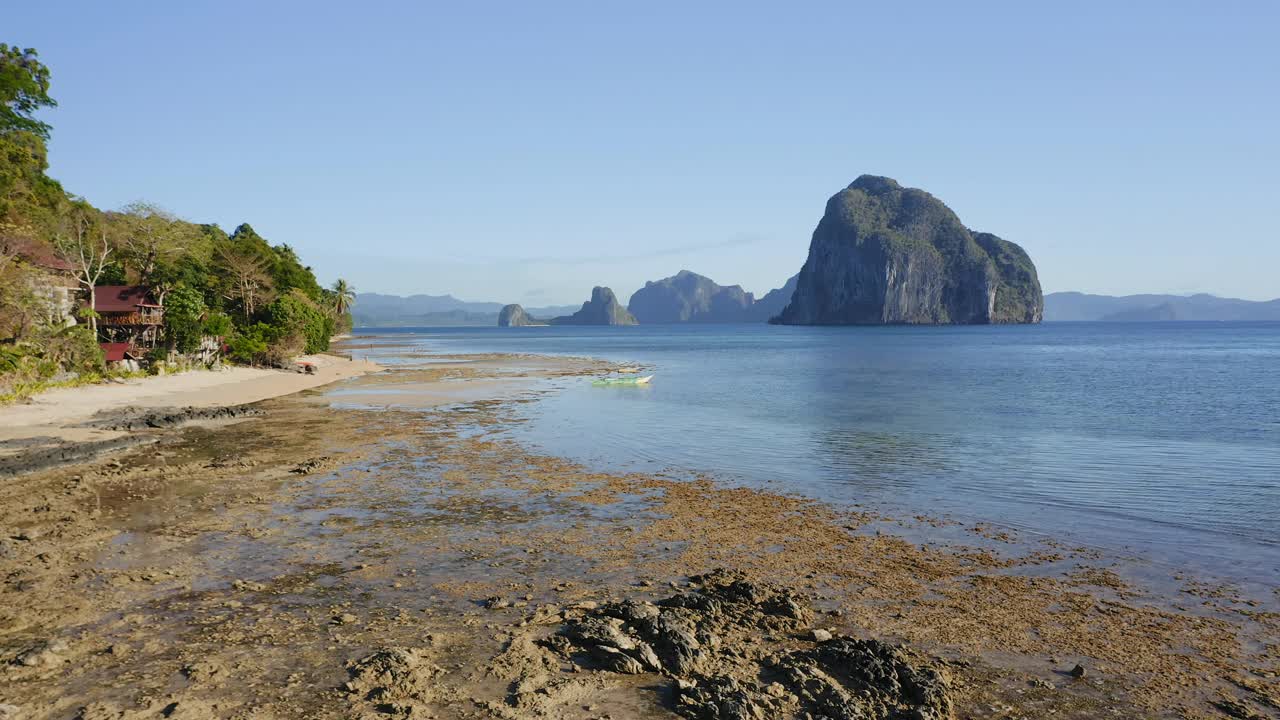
[162, 283, 206, 354]
[0, 45, 55, 138]
[0, 46, 64, 232]
[112, 201, 201, 294]
[202, 310, 232, 338]
[266, 289, 332, 354]
[331, 278, 354, 316]
[226, 322, 276, 365]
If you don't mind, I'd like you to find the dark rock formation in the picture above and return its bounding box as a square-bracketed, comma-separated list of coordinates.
[497, 304, 545, 327]
[775, 175, 1042, 325]
[627, 271, 755, 323]
[549, 287, 637, 326]
[544, 569, 953, 720]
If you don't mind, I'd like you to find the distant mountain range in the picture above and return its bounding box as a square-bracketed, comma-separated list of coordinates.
[352, 293, 578, 327]
[357, 289, 1280, 326]
[355, 273, 798, 327]
[1045, 292, 1280, 322]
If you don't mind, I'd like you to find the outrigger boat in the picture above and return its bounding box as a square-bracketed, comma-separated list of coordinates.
[592, 374, 654, 386]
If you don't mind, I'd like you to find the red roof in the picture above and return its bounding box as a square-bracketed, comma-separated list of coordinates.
[93, 286, 159, 313]
[99, 342, 133, 362]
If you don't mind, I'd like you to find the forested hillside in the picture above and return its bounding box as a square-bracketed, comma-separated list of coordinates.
[0, 45, 351, 399]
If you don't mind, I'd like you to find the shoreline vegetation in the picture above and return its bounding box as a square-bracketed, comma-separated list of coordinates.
[2, 46, 357, 405]
[0, 346, 1275, 719]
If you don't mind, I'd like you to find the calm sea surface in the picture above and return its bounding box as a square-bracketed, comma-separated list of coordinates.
[353, 323, 1280, 587]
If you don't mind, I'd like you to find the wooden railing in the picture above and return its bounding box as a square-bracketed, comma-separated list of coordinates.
[99, 311, 163, 326]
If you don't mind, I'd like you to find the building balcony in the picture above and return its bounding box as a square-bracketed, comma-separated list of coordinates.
[99, 311, 163, 326]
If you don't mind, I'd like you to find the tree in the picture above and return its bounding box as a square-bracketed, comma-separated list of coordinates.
[162, 284, 206, 354]
[112, 201, 198, 294]
[331, 278, 354, 316]
[0, 47, 63, 230]
[266, 289, 333, 355]
[216, 245, 275, 321]
[0, 45, 55, 139]
[53, 204, 111, 334]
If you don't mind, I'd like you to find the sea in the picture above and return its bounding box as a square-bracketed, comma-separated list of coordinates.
[351, 322, 1280, 590]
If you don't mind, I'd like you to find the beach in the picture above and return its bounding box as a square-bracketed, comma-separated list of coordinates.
[0, 347, 1276, 719]
[0, 355, 380, 452]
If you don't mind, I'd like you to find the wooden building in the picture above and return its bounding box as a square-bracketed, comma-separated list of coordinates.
[91, 286, 163, 349]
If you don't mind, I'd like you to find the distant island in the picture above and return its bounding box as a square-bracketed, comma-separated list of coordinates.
[627, 271, 797, 324]
[497, 304, 547, 327]
[547, 287, 637, 326]
[353, 293, 577, 327]
[774, 175, 1043, 325]
[1044, 292, 1280, 322]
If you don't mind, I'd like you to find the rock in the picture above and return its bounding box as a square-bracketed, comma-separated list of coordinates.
[181, 659, 226, 683]
[1069, 663, 1087, 678]
[0, 704, 22, 720]
[14, 639, 68, 667]
[676, 675, 771, 719]
[626, 271, 799, 324]
[344, 647, 444, 703]
[498, 304, 547, 327]
[774, 175, 1042, 325]
[1214, 699, 1266, 719]
[589, 644, 645, 674]
[627, 271, 755, 323]
[76, 703, 126, 720]
[548, 287, 638, 326]
[546, 570, 954, 720]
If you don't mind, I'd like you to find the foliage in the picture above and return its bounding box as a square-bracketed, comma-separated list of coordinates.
[0, 45, 63, 232]
[162, 283, 206, 353]
[331, 278, 354, 315]
[0, 324, 103, 402]
[226, 322, 276, 365]
[266, 289, 333, 354]
[1, 44, 339, 387]
[202, 310, 232, 338]
[0, 45, 55, 139]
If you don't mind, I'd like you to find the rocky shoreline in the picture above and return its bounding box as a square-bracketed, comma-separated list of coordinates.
[0, 355, 1276, 719]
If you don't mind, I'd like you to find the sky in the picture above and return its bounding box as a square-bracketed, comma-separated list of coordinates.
[10, 1, 1280, 304]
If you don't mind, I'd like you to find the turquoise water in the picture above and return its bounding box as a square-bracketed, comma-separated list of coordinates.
[354, 323, 1280, 586]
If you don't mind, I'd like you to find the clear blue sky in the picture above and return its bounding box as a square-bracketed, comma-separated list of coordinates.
[12, 1, 1280, 304]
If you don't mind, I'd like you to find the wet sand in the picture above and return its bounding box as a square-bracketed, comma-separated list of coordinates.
[0, 353, 1276, 719]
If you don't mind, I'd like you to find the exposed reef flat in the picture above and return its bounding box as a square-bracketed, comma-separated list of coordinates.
[0, 351, 1274, 719]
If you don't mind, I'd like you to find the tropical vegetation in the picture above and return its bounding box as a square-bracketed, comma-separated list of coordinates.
[0, 44, 352, 399]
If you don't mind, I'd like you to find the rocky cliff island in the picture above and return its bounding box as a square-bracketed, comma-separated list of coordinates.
[549, 287, 638, 325]
[627, 271, 800, 323]
[628, 271, 754, 323]
[775, 176, 1042, 325]
[497, 304, 547, 327]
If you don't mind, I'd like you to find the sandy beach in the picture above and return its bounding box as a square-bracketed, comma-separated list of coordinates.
[0, 351, 1276, 720]
[0, 355, 381, 457]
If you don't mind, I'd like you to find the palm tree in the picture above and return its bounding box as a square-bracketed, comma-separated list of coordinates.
[331, 278, 355, 317]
